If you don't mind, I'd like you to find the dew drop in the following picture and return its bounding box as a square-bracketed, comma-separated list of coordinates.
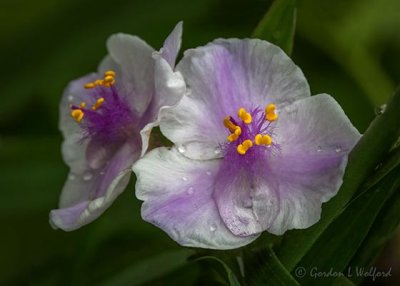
[68, 173, 76, 181]
[335, 146, 342, 153]
[83, 172, 93, 181]
[187, 187, 194, 195]
[67, 95, 74, 102]
[214, 147, 222, 155]
[177, 145, 186, 154]
[209, 224, 217, 232]
[182, 176, 188, 181]
[375, 104, 387, 115]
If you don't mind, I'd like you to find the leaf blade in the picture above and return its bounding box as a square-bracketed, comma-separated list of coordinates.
[252, 0, 297, 55]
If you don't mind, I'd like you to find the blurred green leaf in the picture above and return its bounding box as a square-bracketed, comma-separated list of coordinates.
[295, 165, 400, 285]
[277, 86, 400, 271]
[195, 256, 241, 286]
[332, 276, 356, 286]
[247, 247, 299, 286]
[98, 249, 194, 286]
[252, 0, 297, 55]
[346, 185, 400, 284]
[297, 0, 398, 106]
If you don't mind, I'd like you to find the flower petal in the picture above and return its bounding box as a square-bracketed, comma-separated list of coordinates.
[140, 49, 185, 156]
[133, 147, 258, 249]
[214, 94, 361, 236]
[106, 33, 155, 115]
[50, 142, 138, 231]
[159, 21, 183, 68]
[160, 38, 310, 160]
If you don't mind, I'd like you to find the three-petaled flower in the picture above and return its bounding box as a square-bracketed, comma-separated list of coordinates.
[133, 38, 361, 249]
[50, 23, 185, 231]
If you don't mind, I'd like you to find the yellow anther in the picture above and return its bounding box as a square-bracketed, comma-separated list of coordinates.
[266, 104, 276, 114]
[237, 139, 253, 155]
[223, 116, 239, 133]
[79, 102, 86, 108]
[104, 70, 116, 77]
[243, 139, 253, 148]
[266, 113, 278, 121]
[84, 70, 116, 89]
[92, 97, 105, 110]
[84, 82, 96, 89]
[227, 127, 242, 142]
[265, 103, 278, 122]
[238, 108, 252, 124]
[71, 109, 84, 122]
[255, 134, 272, 146]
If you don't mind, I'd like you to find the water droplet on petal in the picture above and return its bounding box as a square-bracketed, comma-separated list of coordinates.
[182, 176, 188, 181]
[68, 173, 76, 180]
[214, 147, 222, 155]
[67, 95, 74, 102]
[177, 145, 186, 154]
[187, 187, 194, 195]
[375, 104, 387, 115]
[210, 224, 217, 232]
[83, 172, 93, 181]
[317, 146, 322, 152]
[335, 146, 342, 153]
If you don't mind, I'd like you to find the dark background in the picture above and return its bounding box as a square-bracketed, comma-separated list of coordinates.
[1, 0, 399, 284]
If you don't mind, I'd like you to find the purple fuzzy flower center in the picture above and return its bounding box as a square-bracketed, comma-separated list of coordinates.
[70, 71, 137, 146]
[222, 104, 280, 166]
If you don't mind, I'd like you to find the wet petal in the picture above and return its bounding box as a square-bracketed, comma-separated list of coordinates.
[50, 143, 139, 231]
[160, 38, 310, 160]
[133, 147, 258, 249]
[214, 94, 361, 236]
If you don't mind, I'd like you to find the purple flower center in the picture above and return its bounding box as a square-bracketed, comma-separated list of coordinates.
[70, 71, 137, 146]
[222, 104, 279, 164]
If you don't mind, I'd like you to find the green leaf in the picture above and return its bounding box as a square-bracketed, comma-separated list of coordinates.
[247, 247, 299, 286]
[98, 249, 194, 286]
[194, 256, 241, 286]
[346, 187, 400, 284]
[252, 0, 297, 55]
[276, 86, 400, 271]
[295, 165, 400, 285]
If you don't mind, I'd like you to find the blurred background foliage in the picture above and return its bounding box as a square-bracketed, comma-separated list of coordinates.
[1, 0, 399, 285]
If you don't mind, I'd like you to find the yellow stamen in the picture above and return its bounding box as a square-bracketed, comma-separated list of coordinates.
[79, 102, 86, 108]
[104, 70, 116, 77]
[92, 97, 105, 110]
[84, 70, 116, 89]
[84, 82, 96, 89]
[266, 104, 276, 114]
[266, 113, 278, 121]
[255, 134, 272, 146]
[265, 103, 278, 122]
[71, 109, 84, 122]
[238, 107, 252, 124]
[237, 139, 253, 155]
[227, 127, 242, 142]
[223, 116, 239, 133]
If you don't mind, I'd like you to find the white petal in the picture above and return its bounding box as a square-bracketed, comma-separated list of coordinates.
[133, 147, 258, 249]
[106, 34, 155, 115]
[160, 38, 310, 160]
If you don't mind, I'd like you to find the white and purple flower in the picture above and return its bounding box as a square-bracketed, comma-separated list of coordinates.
[133, 38, 361, 249]
[50, 23, 185, 231]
